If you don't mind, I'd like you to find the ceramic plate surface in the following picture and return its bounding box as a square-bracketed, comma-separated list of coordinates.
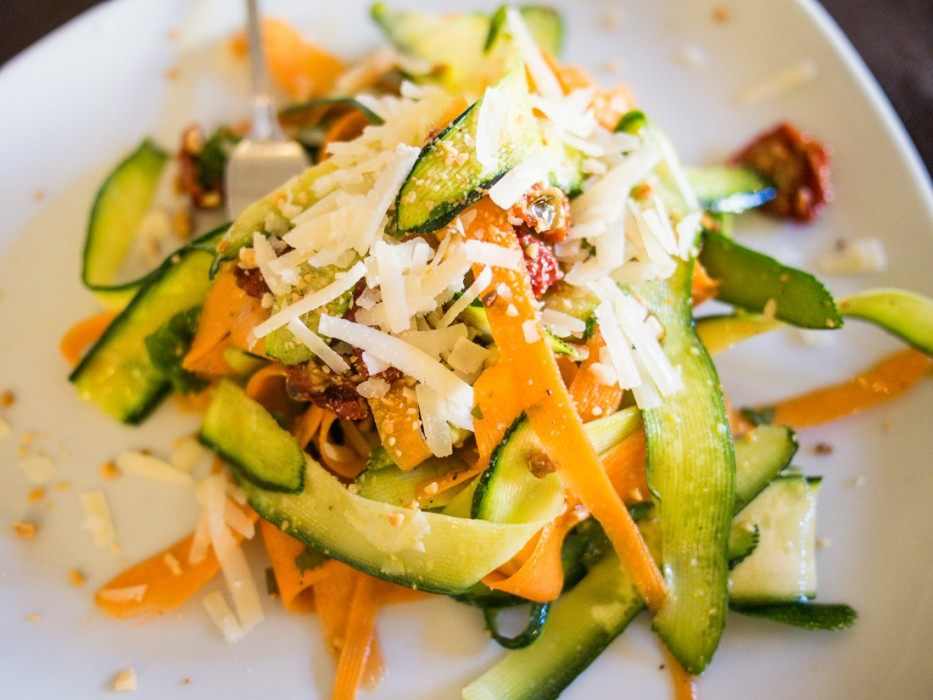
[1, 1, 931, 697]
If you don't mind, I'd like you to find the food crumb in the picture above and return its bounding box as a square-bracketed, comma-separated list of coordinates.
[54, 480, 72, 492]
[25, 612, 41, 623]
[27, 487, 46, 504]
[12, 521, 38, 539]
[762, 298, 778, 320]
[167, 27, 180, 41]
[165, 66, 180, 80]
[100, 461, 122, 480]
[852, 475, 867, 488]
[163, 552, 183, 577]
[33, 190, 46, 202]
[0, 390, 15, 407]
[68, 569, 87, 587]
[816, 536, 832, 550]
[111, 667, 138, 692]
[386, 512, 404, 528]
[712, 5, 731, 23]
[813, 442, 833, 456]
[180, 676, 192, 686]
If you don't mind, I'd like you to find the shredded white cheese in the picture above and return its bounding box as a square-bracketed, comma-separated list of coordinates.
[416, 383, 453, 457]
[170, 435, 211, 475]
[188, 514, 210, 565]
[357, 377, 391, 399]
[541, 309, 586, 338]
[818, 238, 888, 275]
[80, 490, 117, 552]
[19, 453, 56, 485]
[488, 153, 550, 209]
[251, 261, 367, 340]
[398, 324, 468, 358]
[319, 315, 474, 417]
[446, 337, 490, 377]
[286, 318, 351, 373]
[463, 240, 523, 270]
[199, 475, 263, 637]
[522, 319, 542, 343]
[115, 451, 194, 486]
[372, 240, 411, 333]
[439, 266, 493, 328]
[506, 7, 563, 99]
[740, 59, 818, 104]
[202, 590, 244, 644]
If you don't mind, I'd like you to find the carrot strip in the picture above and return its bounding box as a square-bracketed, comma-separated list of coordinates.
[95, 508, 258, 619]
[183, 267, 266, 376]
[471, 361, 523, 464]
[570, 332, 624, 421]
[772, 349, 932, 429]
[260, 520, 330, 612]
[60, 310, 116, 365]
[691, 260, 719, 307]
[230, 19, 345, 100]
[419, 460, 485, 498]
[462, 198, 666, 611]
[320, 110, 372, 159]
[368, 383, 433, 470]
[602, 431, 650, 504]
[664, 646, 698, 700]
[483, 506, 587, 603]
[332, 573, 379, 700]
[244, 363, 296, 418]
[317, 411, 367, 479]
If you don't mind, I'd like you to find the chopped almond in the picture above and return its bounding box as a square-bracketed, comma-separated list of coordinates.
[1, 390, 15, 407]
[27, 487, 46, 503]
[68, 569, 87, 587]
[111, 667, 138, 692]
[712, 5, 731, 23]
[12, 521, 38, 539]
[100, 461, 122, 480]
[54, 480, 72, 492]
[25, 612, 41, 623]
[386, 512, 404, 528]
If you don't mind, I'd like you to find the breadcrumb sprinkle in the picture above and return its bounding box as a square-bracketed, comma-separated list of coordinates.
[12, 521, 38, 539]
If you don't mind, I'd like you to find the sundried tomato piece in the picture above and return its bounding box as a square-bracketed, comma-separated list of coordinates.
[517, 228, 563, 298]
[733, 122, 831, 222]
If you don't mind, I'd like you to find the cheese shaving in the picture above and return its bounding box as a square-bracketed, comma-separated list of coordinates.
[286, 318, 351, 373]
[398, 325, 468, 357]
[506, 8, 563, 99]
[115, 451, 194, 486]
[251, 261, 366, 340]
[199, 475, 263, 637]
[170, 435, 211, 474]
[740, 59, 818, 105]
[111, 667, 138, 693]
[19, 453, 56, 485]
[446, 337, 490, 376]
[202, 590, 244, 644]
[541, 309, 587, 338]
[488, 153, 550, 209]
[415, 383, 453, 457]
[372, 240, 411, 333]
[319, 315, 473, 419]
[439, 266, 492, 328]
[463, 240, 523, 270]
[80, 490, 117, 552]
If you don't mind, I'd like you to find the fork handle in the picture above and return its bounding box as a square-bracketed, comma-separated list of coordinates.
[244, 0, 283, 141]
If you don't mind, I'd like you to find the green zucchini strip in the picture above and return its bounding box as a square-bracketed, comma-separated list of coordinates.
[731, 602, 857, 631]
[482, 603, 551, 649]
[238, 457, 546, 594]
[462, 552, 642, 700]
[700, 232, 842, 329]
[729, 475, 819, 605]
[839, 287, 933, 355]
[394, 66, 538, 234]
[635, 262, 736, 674]
[279, 96, 384, 124]
[695, 313, 781, 355]
[465, 449, 833, 700]
[82, 139, 169, 310]
[70, 225, 227, 424]
[686, 165, 777, 214]
[200, 380, 305, 493]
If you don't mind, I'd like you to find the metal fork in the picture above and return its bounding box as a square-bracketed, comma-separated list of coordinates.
[225, 0, 310, 219]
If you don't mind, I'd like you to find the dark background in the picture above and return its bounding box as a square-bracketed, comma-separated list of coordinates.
[1, 0, 931, 172]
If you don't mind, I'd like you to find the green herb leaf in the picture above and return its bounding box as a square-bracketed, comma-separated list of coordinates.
[144, 307, 207, 394]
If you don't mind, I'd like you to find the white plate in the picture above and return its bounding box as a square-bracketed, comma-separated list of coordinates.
[1, 1, 931, 698]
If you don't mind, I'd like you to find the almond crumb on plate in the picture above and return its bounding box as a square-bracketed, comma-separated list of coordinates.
[12, 521, 38, 539]
[0, 389, 15, 407]
[712, 5, 731, 23]
[25, 612, 41, 623]
[27, 487, 46, 503]
[68, 569, 87, 587]
[111, 667, 138, 692]
[100, 461, 122, 480]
